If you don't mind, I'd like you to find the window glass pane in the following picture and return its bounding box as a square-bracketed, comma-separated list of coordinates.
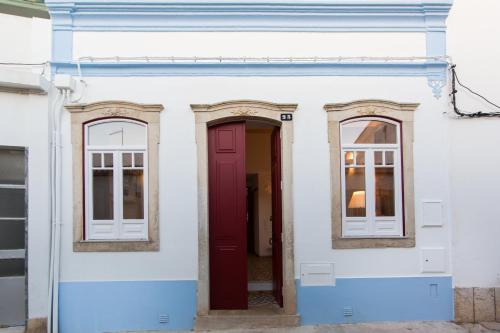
[375, 167, 395, 216]
[0, 189, 25, 218]
[374, 151, 383, 165]
[103, 153, 113, 167]
[355, 151, 365, 165]
[342, 120, 397, 144]
[88, 121, 147, 146]
[0, 259, 24, 277]
[134, 153, 144, 168]
[0, 220, 25, 250]
[93, 170, 114, 220]
[344, 151, 354, 165]
[0, 149, 25, 185]
[122, 153, 132, 167]
[92, 153, 101, 168]
[345, 167, 366, 217]
[123, 170, 144, 219]
[385, 151, 394, 165]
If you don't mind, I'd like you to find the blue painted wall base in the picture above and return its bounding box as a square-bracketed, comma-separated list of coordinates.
[58, 277, 452, 332]
[59, 280, 196, 333]
[297, 276, 453, 325]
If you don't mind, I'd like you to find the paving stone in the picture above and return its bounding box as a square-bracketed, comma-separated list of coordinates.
[481, 322, 500, 331]
[495, 288, 500, 322]
[456, 288, 475, 323]
[474, 288, 496, 323]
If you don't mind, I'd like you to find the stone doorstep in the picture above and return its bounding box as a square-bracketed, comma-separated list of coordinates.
[195, 311, 300, 331]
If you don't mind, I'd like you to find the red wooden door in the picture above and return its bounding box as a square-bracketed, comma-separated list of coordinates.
[271, 127, 284, 307]
[208, 122, 248, 310]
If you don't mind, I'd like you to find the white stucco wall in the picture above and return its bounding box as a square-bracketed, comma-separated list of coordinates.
[58, 75, 452, 282]
[0, 13, 51, 320]
[447, 0, 500, 288]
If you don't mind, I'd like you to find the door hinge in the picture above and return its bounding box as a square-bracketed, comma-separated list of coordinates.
[280, 180, 283, 190]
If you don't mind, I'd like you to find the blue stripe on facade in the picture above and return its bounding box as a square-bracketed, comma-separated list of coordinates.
[51, 61, 449, 78]
[58, 277, 452, 332]
[58, 280, 196, 333]
[297, 276, 453, 325]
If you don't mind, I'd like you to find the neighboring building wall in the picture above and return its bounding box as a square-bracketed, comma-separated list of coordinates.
[447, 0, 500, 323]
[0, 11, 51, 328]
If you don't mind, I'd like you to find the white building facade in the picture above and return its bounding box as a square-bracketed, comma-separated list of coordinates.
[0, 0, 499, 332]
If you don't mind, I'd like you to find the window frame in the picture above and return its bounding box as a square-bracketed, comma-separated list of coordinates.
[84, 119, 149, 241]
[324, 100, 418, 249]
[340, 117, 404, 238]
[67, 101, 163, 252]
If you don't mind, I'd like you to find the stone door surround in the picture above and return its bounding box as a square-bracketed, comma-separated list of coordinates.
[191, 100, 298, 315]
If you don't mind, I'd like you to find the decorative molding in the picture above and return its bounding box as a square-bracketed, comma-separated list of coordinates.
[51, 60, 448, 78]
[325, 99, 418, 249]
[427, 77, 447, 99]
[46, 1, 452, 33]
[324, 99, 420, 114]
[68, 100, 163, 252]
[66, 100, 164, 114]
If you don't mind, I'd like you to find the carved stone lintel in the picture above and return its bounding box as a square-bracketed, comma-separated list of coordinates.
[230, 107, 258, 116]
[354, 106, 387, 116]
[102, 107, 130, 117]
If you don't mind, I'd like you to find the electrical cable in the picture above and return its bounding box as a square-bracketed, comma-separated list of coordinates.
[0, 62, 48, 66]
[450, 64, 500, 118]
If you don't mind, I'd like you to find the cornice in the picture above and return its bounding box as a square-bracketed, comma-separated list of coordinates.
[45, 0, 452, 32]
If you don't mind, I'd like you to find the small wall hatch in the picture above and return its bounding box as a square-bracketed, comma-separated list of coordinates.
[421, 247, 447, 273]
[421, 201, 444, 227]
[300, 263, 335, 286]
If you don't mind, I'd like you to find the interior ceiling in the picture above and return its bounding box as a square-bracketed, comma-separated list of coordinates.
[246, 120, 275, 129]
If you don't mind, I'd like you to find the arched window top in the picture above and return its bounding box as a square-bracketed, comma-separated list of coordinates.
[86, 119, 147, 147]
[341, 118, 399, 145]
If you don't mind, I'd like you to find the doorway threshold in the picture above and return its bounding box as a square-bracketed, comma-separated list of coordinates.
[195, 308, 300, 331]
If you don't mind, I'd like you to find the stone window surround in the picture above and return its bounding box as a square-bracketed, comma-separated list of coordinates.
[324, 99, 419, 249]
[191, 100, 298, 316]
[67, 101, 163, 252]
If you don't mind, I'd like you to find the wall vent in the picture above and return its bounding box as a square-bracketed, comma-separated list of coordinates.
[159, 314, 169, 324]
[343, 306, 353, 317]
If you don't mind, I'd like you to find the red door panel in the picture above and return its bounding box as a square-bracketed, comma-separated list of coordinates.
[208, 122, 248, 310]
[271, 127, 284, 307]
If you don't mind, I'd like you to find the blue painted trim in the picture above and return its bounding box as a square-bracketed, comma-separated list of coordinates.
[297, 276, 453, 325]
[58, 280, 196, 333]
[45, 1, 452, 33]
[52, 60, 448, 77]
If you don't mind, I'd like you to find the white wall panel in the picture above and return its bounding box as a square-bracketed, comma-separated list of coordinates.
[73, 32, 426, 59]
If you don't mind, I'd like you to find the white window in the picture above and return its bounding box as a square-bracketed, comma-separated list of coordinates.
[340, 117, 403, 237]
[84, 119, 148, 240]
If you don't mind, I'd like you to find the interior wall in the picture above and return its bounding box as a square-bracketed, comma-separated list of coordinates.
[246, 129, 273, 257]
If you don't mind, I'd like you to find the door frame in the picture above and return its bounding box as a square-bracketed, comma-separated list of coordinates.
[192, 100, 297, 316]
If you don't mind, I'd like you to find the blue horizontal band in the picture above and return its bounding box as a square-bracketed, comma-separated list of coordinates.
[52, 60, 448, 77]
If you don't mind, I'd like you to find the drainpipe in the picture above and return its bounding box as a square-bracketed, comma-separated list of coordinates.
[47, 87, 68, 333]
